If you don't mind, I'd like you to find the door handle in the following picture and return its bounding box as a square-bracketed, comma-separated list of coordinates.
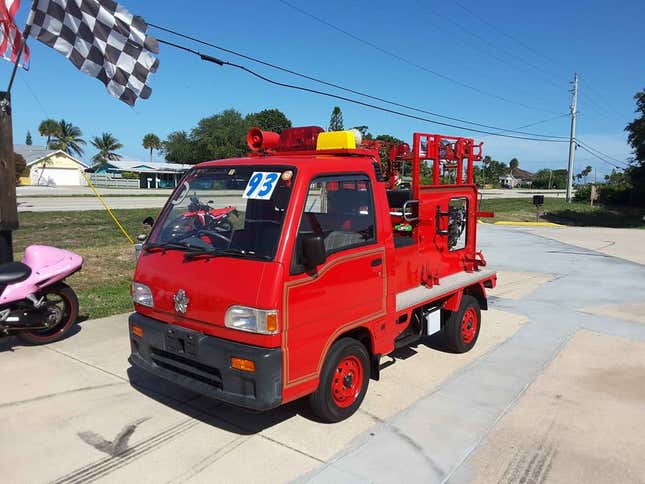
[370, 258, 382, 267]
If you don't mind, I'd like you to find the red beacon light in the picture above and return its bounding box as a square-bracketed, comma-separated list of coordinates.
[246, 126, 325, 152]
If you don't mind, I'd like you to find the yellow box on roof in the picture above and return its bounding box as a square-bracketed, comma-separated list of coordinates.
[316, 130, 356, 150]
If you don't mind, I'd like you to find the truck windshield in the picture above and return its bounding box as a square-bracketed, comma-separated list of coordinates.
[148, 165, 295, 260]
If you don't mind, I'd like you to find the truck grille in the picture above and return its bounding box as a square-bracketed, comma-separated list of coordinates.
[150, 348, 223, 389]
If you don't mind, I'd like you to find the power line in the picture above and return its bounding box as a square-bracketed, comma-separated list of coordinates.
[156, 38, 570, 143]
[516, 113, 569, 130]
[429, 1, 565, 91]
[275, 0, 561, 114]
[578, 75, 626, 120]
[452, 0, 565, 78]
[149, 23, 568, 139]
[575, 139, 630, 167]
[575, 144, 624, 169]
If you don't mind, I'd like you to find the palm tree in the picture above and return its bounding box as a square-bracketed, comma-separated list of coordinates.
[142, 133, 161, 162]
[38, 118, 59, 148]
[50, 120, 86, 157]
[90, 132, 123, 165]
[509, 158, 519, 176]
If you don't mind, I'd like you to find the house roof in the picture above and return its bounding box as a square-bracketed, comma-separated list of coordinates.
[91, 159, 193, 173]
[14, 144, 87, 167]
[513, 168, 535, 181]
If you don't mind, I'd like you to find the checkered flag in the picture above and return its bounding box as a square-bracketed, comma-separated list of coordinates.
[27, 0, 159, 106]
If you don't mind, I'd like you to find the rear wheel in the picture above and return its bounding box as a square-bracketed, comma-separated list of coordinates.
[18, 283, 79, 345]
[442, 295, 481, 353]
[309, 338, 370, 422]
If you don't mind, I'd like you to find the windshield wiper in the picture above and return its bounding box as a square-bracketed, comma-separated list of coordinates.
[143, 239, 209, 253]
[184, 247, 271, 260]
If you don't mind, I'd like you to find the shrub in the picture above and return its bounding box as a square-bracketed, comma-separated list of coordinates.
[120, 171, 140, 180]
[573, 184, 591, 202]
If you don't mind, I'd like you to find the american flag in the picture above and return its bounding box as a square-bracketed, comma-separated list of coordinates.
[0, 0, 30, 68]
[27, 0, 159, 106]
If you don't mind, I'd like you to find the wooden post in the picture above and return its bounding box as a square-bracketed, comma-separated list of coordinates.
[0, 91, 18, 263]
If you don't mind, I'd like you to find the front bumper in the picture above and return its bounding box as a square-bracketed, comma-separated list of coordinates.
[128, 313, 282, 411]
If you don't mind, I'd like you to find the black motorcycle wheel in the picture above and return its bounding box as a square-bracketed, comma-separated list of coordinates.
[18, 283, 79, 345]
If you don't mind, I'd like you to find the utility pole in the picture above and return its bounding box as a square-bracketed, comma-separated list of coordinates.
[0, 90, 18, 263]
[565, 73, 578, 203]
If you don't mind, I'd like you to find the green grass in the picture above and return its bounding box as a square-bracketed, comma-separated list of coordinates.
[479, 198, 645, 228]
[13, 208, 161, 320]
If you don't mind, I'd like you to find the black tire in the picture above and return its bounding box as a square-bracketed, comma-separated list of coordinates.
[442, 295, 481, 353]
[309, 338, 370, 423]
[18, 283, 79, 345]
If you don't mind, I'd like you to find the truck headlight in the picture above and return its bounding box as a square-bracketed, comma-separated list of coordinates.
[132, 282, 154, 307]
[225, 306, 278, 334]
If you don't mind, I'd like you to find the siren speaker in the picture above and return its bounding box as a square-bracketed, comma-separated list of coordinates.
[246, 128, 280, 151]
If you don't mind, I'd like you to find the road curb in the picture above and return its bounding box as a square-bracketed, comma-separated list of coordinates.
[493, 221, 563, 227]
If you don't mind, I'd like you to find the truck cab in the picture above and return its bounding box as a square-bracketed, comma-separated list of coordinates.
[129, 126, 496, 422]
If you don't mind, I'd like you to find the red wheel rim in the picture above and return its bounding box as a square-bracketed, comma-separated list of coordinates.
[331, 355, 363, 408]
[461, 307, 478, 344]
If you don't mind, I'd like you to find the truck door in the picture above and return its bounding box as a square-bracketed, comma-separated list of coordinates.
[283, 174, 386, 390]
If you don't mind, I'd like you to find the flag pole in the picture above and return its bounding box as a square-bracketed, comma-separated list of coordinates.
[6, 24, 30, 93]
[6, 0, 36, 93]
[1, 2, 35, 263]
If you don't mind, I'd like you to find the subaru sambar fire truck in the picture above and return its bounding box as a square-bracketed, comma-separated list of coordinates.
[129, 126, 496, 422]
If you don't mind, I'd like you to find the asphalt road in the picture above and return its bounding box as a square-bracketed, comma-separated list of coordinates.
[2, 225, 643, 483]
[16, 187, 567, 212]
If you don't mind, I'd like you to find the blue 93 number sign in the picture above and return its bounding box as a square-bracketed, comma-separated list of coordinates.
[243, 172, 281, 200]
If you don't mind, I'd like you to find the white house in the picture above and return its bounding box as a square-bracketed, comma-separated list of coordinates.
[15, 144, 88, 186]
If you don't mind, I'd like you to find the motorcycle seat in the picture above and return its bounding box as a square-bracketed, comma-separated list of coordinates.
[0, 261, 32, 284]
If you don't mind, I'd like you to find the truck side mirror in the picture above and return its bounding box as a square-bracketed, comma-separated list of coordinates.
[302, 234, 326, 268]
[143, 216, 155, 227]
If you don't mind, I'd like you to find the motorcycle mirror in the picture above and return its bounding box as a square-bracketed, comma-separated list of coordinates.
[142, 216, 154, 227]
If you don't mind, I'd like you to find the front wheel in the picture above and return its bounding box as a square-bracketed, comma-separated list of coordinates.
[309, 338, 370, 423]
[18, 283, 79, 345]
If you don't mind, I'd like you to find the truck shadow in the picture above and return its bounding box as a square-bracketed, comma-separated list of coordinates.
[126, 366, 315, 435]
[124, 334, 454, 434]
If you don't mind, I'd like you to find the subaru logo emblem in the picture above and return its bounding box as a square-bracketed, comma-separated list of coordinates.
[173, 289, 189, 314]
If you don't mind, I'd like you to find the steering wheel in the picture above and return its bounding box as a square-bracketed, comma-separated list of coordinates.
[197, 229, 233, 246]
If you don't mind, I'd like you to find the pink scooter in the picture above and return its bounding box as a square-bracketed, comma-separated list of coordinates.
[0, 245, 83, 345]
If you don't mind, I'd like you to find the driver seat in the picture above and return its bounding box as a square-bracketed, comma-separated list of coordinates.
[0, 261, 32, 285]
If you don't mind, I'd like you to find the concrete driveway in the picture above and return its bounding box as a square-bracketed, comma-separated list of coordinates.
[1, 225, 644, 483]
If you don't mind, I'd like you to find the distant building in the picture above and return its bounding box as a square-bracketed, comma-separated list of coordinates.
[499, 168, 535, 189]
[14, 144, 88, 186]
[85, 159, 193, 189]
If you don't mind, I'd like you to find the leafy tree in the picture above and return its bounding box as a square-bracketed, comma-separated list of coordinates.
[25, 131, 32, 145]
[604, 169, 629, 188]
[163, 131, 199, 163]
[90, 132, 123, 165]
[245, 109, 292, 133]
[14, 152, 28, 184]
[142, 133, 162, 162]
[50, 120, 85, 157]
[191, 109, 249, 161]
[485, 159, 510, 186]
[533, 168, 568, 189]
[328, 106, 344, 131]
[38, 118, 59, 148]
[625, 87, 645, 203]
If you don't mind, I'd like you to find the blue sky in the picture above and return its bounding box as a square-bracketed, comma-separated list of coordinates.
[5, 0, 644, 178]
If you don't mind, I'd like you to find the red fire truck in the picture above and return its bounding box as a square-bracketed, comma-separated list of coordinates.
[129, 126, 496, 422]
